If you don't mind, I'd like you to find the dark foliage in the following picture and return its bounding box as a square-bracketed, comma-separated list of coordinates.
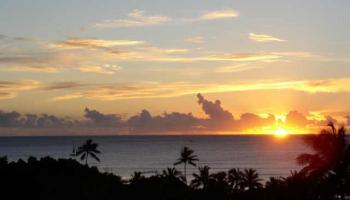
[0, 156, 125, 200]
[75, 139, 101, 165]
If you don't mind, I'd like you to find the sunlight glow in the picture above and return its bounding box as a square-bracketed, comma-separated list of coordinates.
[274, 128, 288, 138]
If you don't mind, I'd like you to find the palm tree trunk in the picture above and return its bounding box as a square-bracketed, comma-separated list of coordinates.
[85, 153, 88, 165]
[184, 162, 187, 184]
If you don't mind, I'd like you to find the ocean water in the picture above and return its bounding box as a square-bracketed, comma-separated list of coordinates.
[0, 135, 311, 180]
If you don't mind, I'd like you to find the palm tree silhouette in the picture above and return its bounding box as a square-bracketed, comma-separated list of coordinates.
[297, 122, 350, 199]
[174, 146, 198, 184]
[297, 122, 349, 177]
[228, 168, 244, 191]
[76, 139, 101, 165]
[129, 171, 145, 184]
[240, 168, 262, 191]
[162, 167, 185, 182]
[191, 165, 211, 189]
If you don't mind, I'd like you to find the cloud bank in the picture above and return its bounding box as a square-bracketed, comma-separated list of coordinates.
[0, 94, 343, 136]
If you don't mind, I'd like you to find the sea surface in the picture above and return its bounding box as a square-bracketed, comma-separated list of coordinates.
[0, 135, 311, 180]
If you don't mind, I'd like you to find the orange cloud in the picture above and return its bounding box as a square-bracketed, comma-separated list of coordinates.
[49, 38, 144, 49]
[0, 92, 16, 100]
[48, 78, 350, 102]
[193, 9, 239, 21]
[214, 63, 264, 73]
[0, 80, 41, 90]
[0, 80, 41, 100]
[78, 65, 122, 75]
[249, 33, 286, 42]
[0, 66, 59, 73]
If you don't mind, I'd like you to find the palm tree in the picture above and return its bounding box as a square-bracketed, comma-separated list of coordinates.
[297, 122, 349, 177]
[174, 146, 198, 184]
[129, 171, 145, 184]
[76, 139, 101, 165]
[191, 166, 211, 189]
[297, 122, 350, 199]
[228, 168, 244, 191]
[162, 167, 185, 182]
[240, 168, 262, 191]
[210, 171, 228, 184]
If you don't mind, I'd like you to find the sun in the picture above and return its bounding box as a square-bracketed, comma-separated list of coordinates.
[274, 128, 288, 138]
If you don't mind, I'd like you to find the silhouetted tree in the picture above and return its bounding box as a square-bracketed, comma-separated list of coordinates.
[191, 166, 211, 189]
[280, 170, 316, 200]
[240, 168, 262, 191]
[228, 168, 244, 191]
[174, 146, 198, 184]
[264, 177, 288, 200]
[0, 156, 7, 166]
[297, 122, 350, 199]
[129, 171, 145, 184]
[162, 167, 185, 182]
[297, 122, 348, 177]
[0, 156, 125, 200]
[76, 139, 101, 165]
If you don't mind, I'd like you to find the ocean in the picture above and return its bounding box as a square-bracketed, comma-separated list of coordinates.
[0, 135, 311, 180]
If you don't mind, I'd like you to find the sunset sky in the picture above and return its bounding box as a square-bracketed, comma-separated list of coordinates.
[0, 0, 350, 135]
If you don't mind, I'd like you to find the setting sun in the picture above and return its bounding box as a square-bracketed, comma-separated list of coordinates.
[274, 128, 288, 138]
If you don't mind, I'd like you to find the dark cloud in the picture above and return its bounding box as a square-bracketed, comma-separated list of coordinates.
[0, 94, 345, 135]
[34, 114, 75, 128]
[0, 111, 75, 128]
[197, 93, 237, 130]
[84, 108, 122, 127]
[128, 109, 200, 133]
[197, 93, 233, 121]
[0, 111, 21, 127]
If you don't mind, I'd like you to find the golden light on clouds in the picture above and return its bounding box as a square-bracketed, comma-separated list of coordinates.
[49, 38, 145, 49]
[0, 80, 41, 90]
[50, 93, 83, 102]
[249, 33, 286, 42]
[0, 66, 59, 73]
[214, 63, 264, 73]
[0, 92, 17, 100]
[244, 114, 311, 136]
[78, 65, 122, 75]
[199, 9, 239, 20]
[45, 78, 350, 102]
[0, 80, 41, 100]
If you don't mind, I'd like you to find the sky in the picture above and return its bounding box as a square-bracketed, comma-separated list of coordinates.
[0, 0, 350, 135]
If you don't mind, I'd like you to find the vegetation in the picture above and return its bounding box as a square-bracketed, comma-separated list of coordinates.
[1, 124, 350, 200]
[174, 146, 198, 184]
[76, 139, 101, 165]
